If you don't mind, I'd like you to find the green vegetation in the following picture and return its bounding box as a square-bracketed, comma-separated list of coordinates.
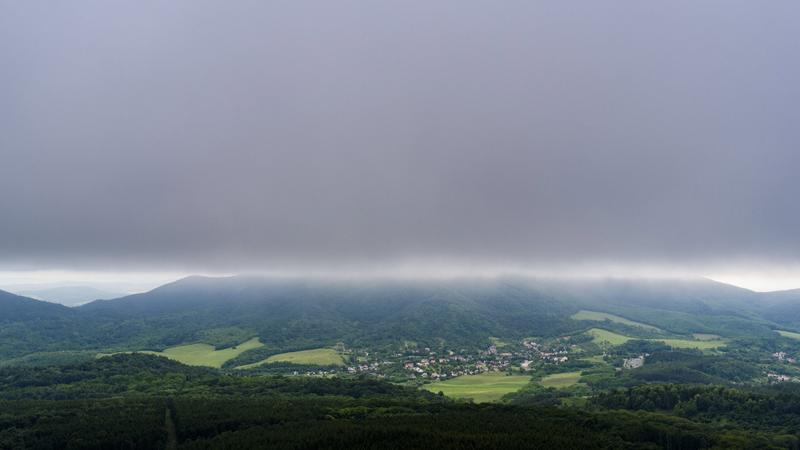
[423, 372, 531, 402]
[588, 328, 631, 345]
[692, 333, 721, 341]
[658, 337, 726, 350]
[777, 330, 800, 340]
[488, 336, 510, 347]
[237, 347, 344, 369]
[539, 371, 583, 389]
[1, 354, 798, 449]
[137, 337, 263, 368]
[572, 310, 661, 331]
[6, 277, 800, 446]
[588, 328, 726, 350]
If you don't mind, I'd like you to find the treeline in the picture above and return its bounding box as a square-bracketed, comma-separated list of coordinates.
[1, 354, 799, 449]
[594, 384, 800, 434]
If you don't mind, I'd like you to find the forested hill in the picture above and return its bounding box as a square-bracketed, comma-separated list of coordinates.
[0, 289, 72, 320]
[3, 275, 800, 361]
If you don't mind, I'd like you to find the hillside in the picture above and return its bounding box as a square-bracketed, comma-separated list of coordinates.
[0, 289, 72, 320]
[0, 276, 797, 362]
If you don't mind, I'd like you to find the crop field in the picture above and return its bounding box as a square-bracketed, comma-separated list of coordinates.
[138, 337, 263, 368]
[571, 310, 661, 331]
[422, 372, 531, 403]
[238, 347, 345, 369]
[778, 330, 800, 340]
[539, 371, 583, 389]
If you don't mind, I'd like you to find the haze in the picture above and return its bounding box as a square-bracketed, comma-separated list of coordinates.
[1, 1, 799, 289]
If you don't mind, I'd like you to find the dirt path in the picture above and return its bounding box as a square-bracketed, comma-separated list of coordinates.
[164, 406, 178, 450]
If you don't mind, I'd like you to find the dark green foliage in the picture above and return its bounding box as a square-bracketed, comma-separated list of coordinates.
[1, 355, 798, 449]
[594, 384, 800, 435]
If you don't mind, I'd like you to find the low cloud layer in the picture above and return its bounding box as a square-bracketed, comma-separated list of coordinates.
[1, 1, 799, 273]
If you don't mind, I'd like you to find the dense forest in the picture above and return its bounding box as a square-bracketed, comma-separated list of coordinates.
[1, 354, 798, 449]
[3, 276, 800, 360]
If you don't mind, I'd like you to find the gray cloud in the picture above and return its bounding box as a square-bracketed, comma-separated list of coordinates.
[1, 1, 799, 272]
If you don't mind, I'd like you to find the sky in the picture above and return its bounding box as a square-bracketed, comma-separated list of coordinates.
[1, 1, 799, 291]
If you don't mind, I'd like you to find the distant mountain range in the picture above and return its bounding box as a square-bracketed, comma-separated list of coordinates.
[2, 275, 800, 362]
[13, 285, 125, 307]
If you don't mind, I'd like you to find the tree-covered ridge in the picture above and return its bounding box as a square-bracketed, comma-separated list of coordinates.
[1, 354, 798, 449]
[5, 275, 800, 363]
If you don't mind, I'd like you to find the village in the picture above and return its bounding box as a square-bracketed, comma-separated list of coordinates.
[305, 336, 584, 382]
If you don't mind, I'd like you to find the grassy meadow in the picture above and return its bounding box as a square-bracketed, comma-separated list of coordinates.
[539, 371, 583, 389]
[423, 372, 531, 403]
[777, 330, 800, 340]
[658, 337, 726, 350]
[588, 328, 726, 350]
[572, 310, 661, 331]
[136, 337, 263, 368]
[588, 328, 631, 345]
[237, 347, 345, 369]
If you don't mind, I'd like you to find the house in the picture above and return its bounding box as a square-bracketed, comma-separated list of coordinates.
[623, 355, 645, 369]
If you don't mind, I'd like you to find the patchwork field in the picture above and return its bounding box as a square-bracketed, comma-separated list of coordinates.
[237, 347, 345, 369]
[133, 337, 263, 368]
[587, 328, 726, 350]
[572, 310, 661, 331]
[539, 371, 583, 389]
[777, 330, 800, 340]
[423, 372, 531, 403]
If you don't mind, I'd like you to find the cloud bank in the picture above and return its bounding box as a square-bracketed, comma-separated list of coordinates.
[1, 1, 799, 275]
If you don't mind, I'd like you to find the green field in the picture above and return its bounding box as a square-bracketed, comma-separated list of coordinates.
[423, 372, 531, 403]
[136, 337, 263, 368]
[659, 338, 726, 349]
[777, 330, 800, 340]
[587, 328, 726, 350]
[692, 333, 722, 341]
[539, 371, 583, 389]
[572, 310, 661, 331]
[581, 355, 606, 364]
[588, 328, 631, 345]
[237, 347, 345, 369]
[489, 337, 510, 348]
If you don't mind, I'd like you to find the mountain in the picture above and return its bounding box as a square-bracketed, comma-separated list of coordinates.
[1, 275, 798, 362]
[15, 285, 125, 307]
[0, 289, 86, 359]
[80, 276, 578, 351]
[0, 288, 72, 320]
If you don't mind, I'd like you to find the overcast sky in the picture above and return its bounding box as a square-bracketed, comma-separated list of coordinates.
[1, 1, 799, 289]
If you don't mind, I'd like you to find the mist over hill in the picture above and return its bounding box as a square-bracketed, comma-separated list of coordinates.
[3, 275, 800, 362]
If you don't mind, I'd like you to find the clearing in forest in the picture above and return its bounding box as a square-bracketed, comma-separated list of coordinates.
[571, 310, 661, 331]
[237, 347, 345, 369]
[539, 371, 583, 389]
[423, 372, 531, 403]
[134, 337, 263, 368]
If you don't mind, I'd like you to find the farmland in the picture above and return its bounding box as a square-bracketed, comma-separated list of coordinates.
[135, 337, 263, 368]
[422, 372, 531, 403]
[237, 347, 345, 369]
[539, 371, 583, 389]
[658, 337, 726, 350]
[587, 328, 726, 350]
[778, 330, 800, 340]
[572, 310, 661, 331]
[587, 328, 631, 345]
